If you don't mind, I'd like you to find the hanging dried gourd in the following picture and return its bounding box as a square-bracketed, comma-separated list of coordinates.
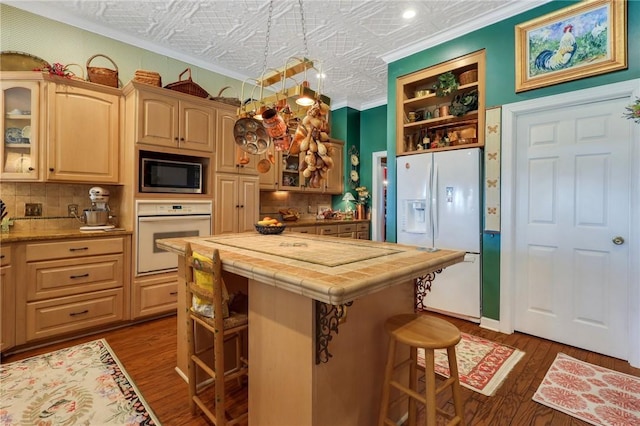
[293, 99, 332, 188]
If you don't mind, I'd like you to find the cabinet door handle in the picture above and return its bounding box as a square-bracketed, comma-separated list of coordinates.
[49, 167, 54, 172]
[70, 273, 89, 279]
[239, 205, 244, 208]
[169, 291, 178, 296]
[69, 247, 89, 252]
[28, 167, 35, 171]
[0, 254, 4, 259]
[69, 310, 89, 317]
[174, 136, 179, 141]
[180, 137, 185, 141]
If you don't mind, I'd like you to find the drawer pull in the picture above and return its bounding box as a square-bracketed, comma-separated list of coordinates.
[69, 247, 89, 252]
[300, 231, 309, 233]
[169, 291, 178, 296]
[70, 273, 90, 279]
[0, 254, 4, 259]
[69, 309, 89, 317]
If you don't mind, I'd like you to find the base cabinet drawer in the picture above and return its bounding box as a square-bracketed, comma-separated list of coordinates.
[26, 237, 124, 261]
[132, 273, 178, 319]
[26, 288, 124, 341]
[27, 254, 124, 300]
[317, 224, 338, 236]
[289, 226, 316, 234]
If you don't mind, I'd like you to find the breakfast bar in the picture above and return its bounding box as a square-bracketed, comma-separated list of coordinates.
[157, 232, 464, 426]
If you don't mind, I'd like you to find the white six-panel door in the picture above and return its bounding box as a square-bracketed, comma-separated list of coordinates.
[501, 80, 640, 365]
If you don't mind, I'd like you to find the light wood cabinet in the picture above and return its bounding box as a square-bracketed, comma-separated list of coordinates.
[131, 272, 178, 319]
[1, 245, 15, 353]
[396, 50, 485, 156]
[1, 74, 43, 181]
[216, 106, 258, 174]
[214, 173, 259, 234]
[288, 225, 316, 234]
[46, 77, 121, 182]
[357, 222, 370, 240]
[127, 82, 215, 153]
[324, 139, 344, 194]
[317, 224, 338, 236]
[258, 145, 301, 191]
[15, 235, 130, 344]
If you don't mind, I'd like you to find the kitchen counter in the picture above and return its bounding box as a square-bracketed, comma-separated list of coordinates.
[281, 218, 370, 228]
[158, 232, 464, 425]
[0, 228, 132, 243]
[157, 231, 460, 305]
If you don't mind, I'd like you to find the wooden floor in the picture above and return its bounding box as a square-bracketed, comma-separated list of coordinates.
[3, 313, 639, 426]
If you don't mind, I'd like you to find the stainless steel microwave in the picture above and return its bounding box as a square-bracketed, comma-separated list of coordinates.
[140, 157, 203, 194]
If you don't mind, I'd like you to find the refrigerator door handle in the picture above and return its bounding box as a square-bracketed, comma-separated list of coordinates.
[432, 163, 438, 241]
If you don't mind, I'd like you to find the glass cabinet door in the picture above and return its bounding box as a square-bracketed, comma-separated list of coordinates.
[1, 80, 40, 180]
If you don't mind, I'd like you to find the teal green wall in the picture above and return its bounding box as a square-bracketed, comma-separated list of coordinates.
[330, 107, 361, 209]
[358, 105, 388, 205]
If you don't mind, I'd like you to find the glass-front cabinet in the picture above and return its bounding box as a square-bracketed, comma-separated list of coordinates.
[1, 76, 41, 180]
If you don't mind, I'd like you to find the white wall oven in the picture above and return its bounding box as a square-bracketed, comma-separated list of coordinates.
[136, 200, 212, 275]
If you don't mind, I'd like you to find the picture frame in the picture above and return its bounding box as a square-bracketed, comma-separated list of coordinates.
[515, 0, 626, 93]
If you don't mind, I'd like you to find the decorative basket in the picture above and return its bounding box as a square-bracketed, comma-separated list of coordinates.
[65, 63, 85, 81]
[254, 224, 286, 235]
[134, 69, 162, 87]
[86, 54, 119, 88]
[458, 70, 477, 85]
[209, 86, 241, 107]
[164, 68, 210, 98]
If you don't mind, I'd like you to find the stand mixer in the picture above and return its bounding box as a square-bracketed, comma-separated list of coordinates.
[80, 187, 114, 230]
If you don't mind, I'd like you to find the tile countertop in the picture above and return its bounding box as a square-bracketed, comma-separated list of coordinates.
[0, 228, 133, 243]
[157, 232, 464, 305]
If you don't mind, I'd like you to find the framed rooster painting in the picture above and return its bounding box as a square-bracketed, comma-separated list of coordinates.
[515, 0, 626, 92]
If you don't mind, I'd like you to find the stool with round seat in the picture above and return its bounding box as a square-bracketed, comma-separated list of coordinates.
[378, 313, 465, 426]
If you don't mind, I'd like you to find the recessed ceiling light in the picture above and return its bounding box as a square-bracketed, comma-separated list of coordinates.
[403, 9, 416, 20]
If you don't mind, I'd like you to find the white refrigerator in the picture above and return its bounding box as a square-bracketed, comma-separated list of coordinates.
[396, 148, 481, 321]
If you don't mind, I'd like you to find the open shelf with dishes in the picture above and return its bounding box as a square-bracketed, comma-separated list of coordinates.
[396, 50, 485, 156]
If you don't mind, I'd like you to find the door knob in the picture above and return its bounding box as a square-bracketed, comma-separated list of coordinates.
[612, 236, 625, 245]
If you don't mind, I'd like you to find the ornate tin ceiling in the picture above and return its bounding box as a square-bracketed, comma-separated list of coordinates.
[7, 0, 549, 110]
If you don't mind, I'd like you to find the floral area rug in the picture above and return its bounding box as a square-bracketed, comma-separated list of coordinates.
[418, 332, 525, 396]
[0, 339, 161, 425]
[533, 353, 640, 425]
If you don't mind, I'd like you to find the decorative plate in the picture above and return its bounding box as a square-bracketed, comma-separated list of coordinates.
[0, 51, 50, 71]
[5, 127, 22, 143]
[21, 125, 31, 140]
[350, 169, 359, 182]
[350, 154, 359, 166]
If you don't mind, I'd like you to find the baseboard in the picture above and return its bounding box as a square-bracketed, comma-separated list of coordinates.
[480, 316, 501, 332]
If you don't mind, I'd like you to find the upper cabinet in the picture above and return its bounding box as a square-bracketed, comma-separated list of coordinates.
[396, 50, 485, 156]
[1, 73, 121, 183]
[124, 81, 215, 153]
[1, 74, 43, 181]
[46, 76, 121, 183]
[215, 105, 258, 175]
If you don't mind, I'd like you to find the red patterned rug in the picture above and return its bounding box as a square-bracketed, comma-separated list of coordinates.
[418, 332, 525, 396]
[0, 339, 160, 425]
[533, 353, 640, 426]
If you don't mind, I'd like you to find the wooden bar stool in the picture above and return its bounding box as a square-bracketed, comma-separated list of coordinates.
[185, 243, 249, 426]
[378, 313, 465, 426]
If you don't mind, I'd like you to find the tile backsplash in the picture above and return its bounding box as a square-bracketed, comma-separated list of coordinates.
[260, 192, 333, 220]
[0, 182, 122, 232]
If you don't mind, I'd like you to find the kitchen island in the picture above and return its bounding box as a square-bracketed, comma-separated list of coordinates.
[157, 232, 464, 426]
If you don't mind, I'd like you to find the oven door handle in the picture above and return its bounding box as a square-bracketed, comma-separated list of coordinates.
[138, 215, 211, 223]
